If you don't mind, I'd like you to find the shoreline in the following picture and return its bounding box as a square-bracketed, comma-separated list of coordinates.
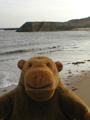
[0, 85, 16, 96]
[0, 71, 90, 107]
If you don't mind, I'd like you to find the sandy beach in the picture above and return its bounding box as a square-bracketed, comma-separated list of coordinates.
[0, 70, 90, 108]
[68, 71, 90, 107]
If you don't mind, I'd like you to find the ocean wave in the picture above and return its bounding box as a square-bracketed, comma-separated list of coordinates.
[0, 58, 17, 62]
[0, 46, 60, 56]
[38, 49, 63, 54]
[0, 71, 18, 88]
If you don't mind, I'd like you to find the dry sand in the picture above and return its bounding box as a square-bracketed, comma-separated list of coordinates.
[0, 71, 90, 107]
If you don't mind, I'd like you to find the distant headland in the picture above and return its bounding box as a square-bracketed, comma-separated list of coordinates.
[1, 16, 90, 32]
[0, 28, 18, 31]
[16, 16, 90, 32]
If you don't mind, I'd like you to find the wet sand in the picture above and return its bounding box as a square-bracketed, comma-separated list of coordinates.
[0, 85, 16, 96]
[69, 71, 90, 107]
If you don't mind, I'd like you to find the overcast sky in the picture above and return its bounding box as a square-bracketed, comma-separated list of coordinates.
[0, 0, 90, 28]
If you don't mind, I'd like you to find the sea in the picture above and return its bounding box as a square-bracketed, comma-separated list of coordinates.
[0, 30, 90, 88]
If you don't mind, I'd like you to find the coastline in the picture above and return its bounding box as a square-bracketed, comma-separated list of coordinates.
[0, 71, 90, 107]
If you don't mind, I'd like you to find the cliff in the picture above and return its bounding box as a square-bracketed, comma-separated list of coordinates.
[16, 17, 90, 32]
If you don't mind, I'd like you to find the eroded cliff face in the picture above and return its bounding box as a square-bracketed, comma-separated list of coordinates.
[16, 22, 65, 32]
[16, 17, 90, 32]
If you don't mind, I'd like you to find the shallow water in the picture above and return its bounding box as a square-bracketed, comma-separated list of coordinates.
[0, 30, 90, 88]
